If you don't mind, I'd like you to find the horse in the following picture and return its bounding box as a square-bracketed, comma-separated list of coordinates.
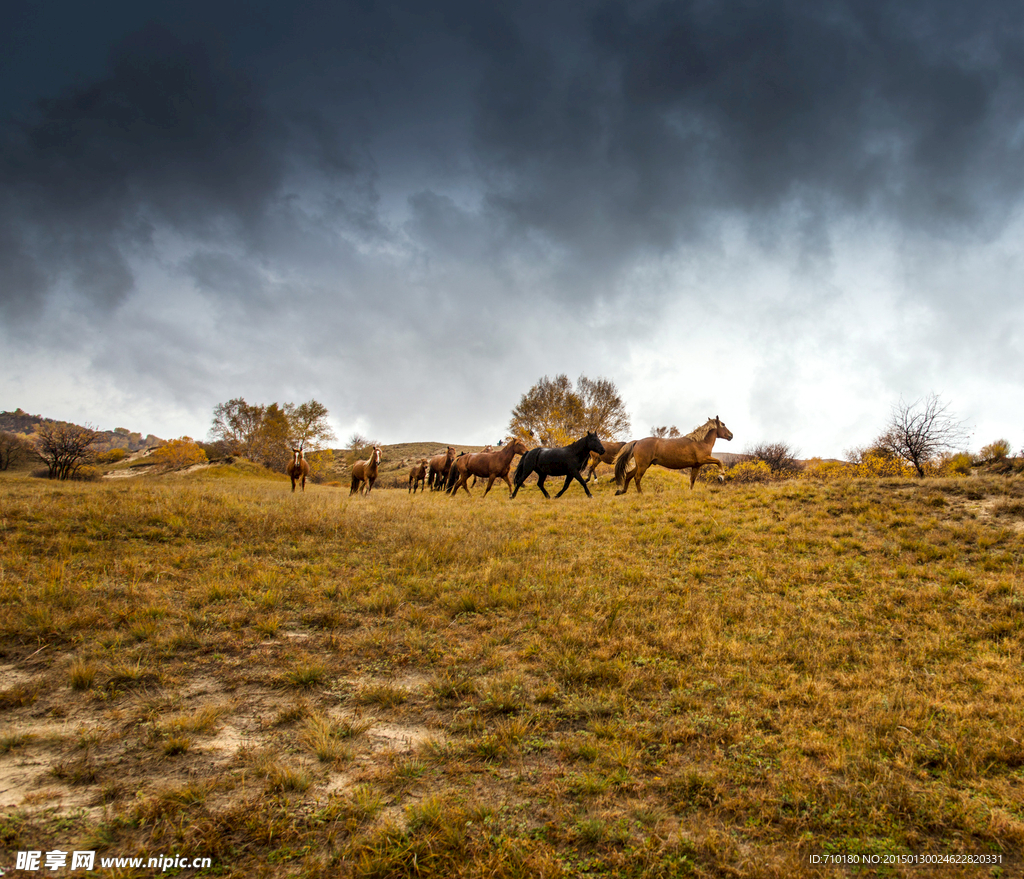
[287, 446, 310, 493]
[614, 416, 734, 494]
[470, 445, 493, 488]
[446, 438, 529, 497]
[408, 459, 428, 493]
[583, 440, 627, 483]
[350, 446, 382, 496]
[427, 446, 456, 490]
[511, 432, 605, 499]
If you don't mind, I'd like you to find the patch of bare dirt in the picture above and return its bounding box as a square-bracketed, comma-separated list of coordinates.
[963, 499, 1024, 531]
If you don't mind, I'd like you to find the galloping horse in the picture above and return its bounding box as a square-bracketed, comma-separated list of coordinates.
[583, 440, 627, 483]
[287, 446, 310, 493]
[446, 438, 529, 497]
[427, 446, 456, 490]
[350, 446, 382, 496]
[614, 417, 734, 494]
[512, 432, 605, 499]
[408, 459, 428, 493]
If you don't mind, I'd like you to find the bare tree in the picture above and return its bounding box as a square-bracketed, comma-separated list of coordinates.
[651, 425, 681, 438]
[746, 441, 801, 474]
[347, 433, 380, 467]
[34, 422, 100, 480]
[0, 431, 33, 471]
[510, 374, 630, 446]
[877, 394, 970, 477]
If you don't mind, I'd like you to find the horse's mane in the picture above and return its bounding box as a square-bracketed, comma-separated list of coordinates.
[683, 420, 717, 443]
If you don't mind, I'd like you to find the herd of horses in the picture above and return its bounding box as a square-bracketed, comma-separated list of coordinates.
[293, 416, 733, 499]
[288, 417, 734, 498]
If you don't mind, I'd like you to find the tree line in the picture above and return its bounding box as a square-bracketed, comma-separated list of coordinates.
[1, 386, 1016, 483]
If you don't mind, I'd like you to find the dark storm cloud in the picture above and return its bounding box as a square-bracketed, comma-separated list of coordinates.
[470, 0, 1024, 262]
[3, 0, 1024, 446]
[0, 15, 368, 322]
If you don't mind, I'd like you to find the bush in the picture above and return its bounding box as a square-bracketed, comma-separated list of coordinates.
[151, 438, 208, 470]
[978, 439, 1012, 463]
[727, 460, 774, 483]
[801, 458, 855, 480]
[95, 448, 128, 464]
[857, 451, 913, 478]
[73, 465, 102, 482]
[929, 452, 972, 477]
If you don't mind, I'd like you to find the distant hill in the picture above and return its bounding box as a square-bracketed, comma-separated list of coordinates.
[0, 408, 163, 452]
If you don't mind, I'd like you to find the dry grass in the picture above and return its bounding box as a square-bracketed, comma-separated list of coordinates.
[0, 466, 1022, 877]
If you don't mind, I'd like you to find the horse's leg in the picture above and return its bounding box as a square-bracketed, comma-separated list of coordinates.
[482, 475, 496, 497]
[632, 459, 650, 494]
[568, 470, 593, 498]
[501, 472, 515, 498]
[707, 455, 726, 482]
[300, 476, 305, 492]
[511, 466, 529, 498]
[689, 466, 700, 489]
[554, 474, 574, 498]
[537, 474, 551, 499]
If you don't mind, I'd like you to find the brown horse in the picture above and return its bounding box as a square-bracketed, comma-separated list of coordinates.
[287, 446, 310, 492]
[614, 417, 734, 494]
[427, 446, 456, 490]
[446, 438, 529, 497]
[470, 445, 493, 487]
[408, 459, 428, 493]
[350, 446, 382, 496]
[583, 440, 627, 482]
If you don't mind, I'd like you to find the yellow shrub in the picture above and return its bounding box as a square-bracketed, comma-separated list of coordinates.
[927, 452, 972, 477]
[95, 448, 128, 464]
[727, 460, 773, 483]
[857, 452, 913, 478]
[801, 458, 855, 480]
[151, 437, 208, 470]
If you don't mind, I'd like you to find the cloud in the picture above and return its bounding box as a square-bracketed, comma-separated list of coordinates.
[1, 1, 1022, 454]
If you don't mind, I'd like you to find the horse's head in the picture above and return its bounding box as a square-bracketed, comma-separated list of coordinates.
[373, 447, 382, 464]
[445, 446, 455, 461]
[586, 432, 605, 455]
[511, 438, 529, 456]
[711, 416, 734, 442]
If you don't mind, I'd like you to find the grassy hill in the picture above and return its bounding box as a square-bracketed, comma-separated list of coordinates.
[1, 466, 1022, 876]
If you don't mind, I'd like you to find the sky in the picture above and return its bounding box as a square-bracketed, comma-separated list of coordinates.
[2, 0, 1022, 458]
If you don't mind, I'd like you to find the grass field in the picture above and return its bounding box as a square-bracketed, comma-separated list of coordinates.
[1, 465, 1022, 877]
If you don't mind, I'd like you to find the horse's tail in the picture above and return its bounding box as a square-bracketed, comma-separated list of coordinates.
[445, 457, 461, 493]
[613, 441, 637, 487]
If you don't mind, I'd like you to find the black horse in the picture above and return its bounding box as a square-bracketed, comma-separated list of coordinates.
[511, 432, 605, 499]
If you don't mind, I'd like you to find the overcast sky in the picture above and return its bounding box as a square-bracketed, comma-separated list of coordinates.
[2, 0, 1022, 457]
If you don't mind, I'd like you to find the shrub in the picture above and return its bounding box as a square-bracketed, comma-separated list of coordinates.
[929, 452, 972, 477]
[801, 458, 855, 480]
[151, 438, 208, 470]
[727, 459, 774, 483]
[96, 448, 128, 464]
[857, 451, 913, 478]
[978, 439, 1012, 463]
